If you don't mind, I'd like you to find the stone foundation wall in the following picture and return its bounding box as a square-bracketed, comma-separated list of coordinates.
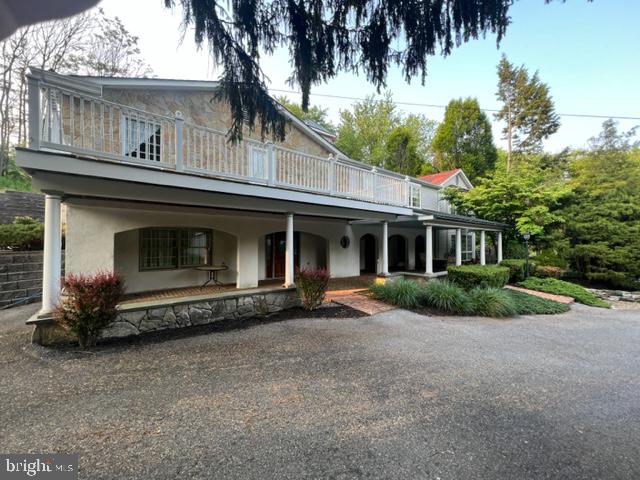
[32, 288, 299, 345]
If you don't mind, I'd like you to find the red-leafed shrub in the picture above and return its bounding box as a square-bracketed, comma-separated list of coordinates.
[296, 267, 331, 310]
[55, 271, 125, 348]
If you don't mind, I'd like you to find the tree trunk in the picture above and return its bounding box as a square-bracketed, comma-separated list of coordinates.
[507, 101, 512, 172]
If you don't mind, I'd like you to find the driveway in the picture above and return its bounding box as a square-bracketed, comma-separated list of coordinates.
[1, 305, 639, 479]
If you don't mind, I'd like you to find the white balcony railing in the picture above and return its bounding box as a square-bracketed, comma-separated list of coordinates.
[28, 76, 422, 209]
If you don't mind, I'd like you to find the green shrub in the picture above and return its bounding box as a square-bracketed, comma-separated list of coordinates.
[500, 259, 529, 283]
[55, 271, 125, 348]
[369, 279, 425, 309]
[422, 280, 469, 314]
[533, 265, 563, 279]
[505, 289, 570, 315]
[504, 239, 528, 259]
[467, 287, 517, 317]
[518, 277, 609, 308]
[447, 265, 510, 290]
[533, 249, 568, 268]
[0, 216, 44, 250]
[296, 267, 331, 310]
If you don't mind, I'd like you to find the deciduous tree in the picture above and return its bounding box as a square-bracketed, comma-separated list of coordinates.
[334, 93, 436, 174]
[431, 97, 496, 181]
[0, 9, 151, 174]
[275, 96, 334, 132]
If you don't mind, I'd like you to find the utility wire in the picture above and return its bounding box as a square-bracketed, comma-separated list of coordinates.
[268, 88, 640, 121]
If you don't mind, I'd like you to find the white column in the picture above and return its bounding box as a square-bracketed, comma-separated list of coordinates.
[284, 212, 295, 287]
[471, 232, 476, 260]
[236, 235, 259, 289]
[480, 230, 486, 265]
[497, 231, 503, 263]
[455, 228, 462, 266]
[381, 221, 389, 275]
[41, 194, 62, 314]
[425, 225, 433, 275]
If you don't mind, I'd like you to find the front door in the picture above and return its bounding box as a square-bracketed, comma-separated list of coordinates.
[265, 232, 300, 279]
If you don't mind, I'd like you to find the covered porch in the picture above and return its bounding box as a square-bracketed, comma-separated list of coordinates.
[353, 210, 505, 279]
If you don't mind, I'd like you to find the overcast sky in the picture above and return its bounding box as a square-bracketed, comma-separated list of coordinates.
[97, 0, 639, 152]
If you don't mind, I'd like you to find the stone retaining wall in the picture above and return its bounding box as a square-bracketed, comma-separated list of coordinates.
[0, 250, 65, 308]
[32, 287, 299, 345]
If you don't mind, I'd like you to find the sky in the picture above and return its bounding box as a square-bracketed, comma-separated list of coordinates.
[97, 0, 640, 152]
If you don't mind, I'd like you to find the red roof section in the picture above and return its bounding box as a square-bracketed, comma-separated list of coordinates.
[418, 168, 461, 185]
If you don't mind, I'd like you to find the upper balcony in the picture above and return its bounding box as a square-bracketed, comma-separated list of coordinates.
[24, 69, 430, 212]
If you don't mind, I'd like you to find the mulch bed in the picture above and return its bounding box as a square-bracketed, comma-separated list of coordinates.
[40, 302, 365, 354]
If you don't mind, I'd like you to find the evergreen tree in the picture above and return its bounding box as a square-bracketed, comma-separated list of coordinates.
[165, 0, 521, 141]
[495, 55, 560, 170]
[431, 98, 497, 181]
[562, 120, 640, 288]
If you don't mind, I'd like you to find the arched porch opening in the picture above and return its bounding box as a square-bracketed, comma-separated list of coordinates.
[415, 235, 425, 271]
[359, 233, 377, 274]
[388, 234, 407, 272]
[113, 226, 238, 294]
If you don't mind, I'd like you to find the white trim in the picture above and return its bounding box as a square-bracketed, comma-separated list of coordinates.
[28, 67, 102, 96]
[440, 169, 473, 190]
[18, 149, 412, 217]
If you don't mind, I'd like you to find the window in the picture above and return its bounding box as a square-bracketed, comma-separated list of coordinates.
[450, 232, 474, 261]
[122, 114, 161, 161]
[410, 184, 421, 208]
[140, 228, 212, 271]
[249, 145, 267, 179]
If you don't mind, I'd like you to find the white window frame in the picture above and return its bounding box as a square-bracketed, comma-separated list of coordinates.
[410, 183, 421, 208]
[450, 232, 474, 261]
[120, 113, 162, 162]
[249, 144, 268, 180]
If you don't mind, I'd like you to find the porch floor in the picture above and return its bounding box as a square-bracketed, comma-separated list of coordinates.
[119, 275, 379, 310]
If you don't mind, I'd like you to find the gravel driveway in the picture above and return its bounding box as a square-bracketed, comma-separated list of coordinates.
[1, 304, 639, 479]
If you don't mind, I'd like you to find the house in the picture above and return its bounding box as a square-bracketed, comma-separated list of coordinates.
[17, 68, 505, 340]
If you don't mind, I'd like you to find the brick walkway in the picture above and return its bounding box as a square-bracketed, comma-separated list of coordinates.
[326, 289, 395, 315]
[506, 285, 574, 304]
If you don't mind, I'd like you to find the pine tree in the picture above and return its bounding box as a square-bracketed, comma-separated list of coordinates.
[165, 0, 520, 142]
[495, 55, 560, 171]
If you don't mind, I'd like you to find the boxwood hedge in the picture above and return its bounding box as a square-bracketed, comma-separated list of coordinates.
[447, 265, 510, 290]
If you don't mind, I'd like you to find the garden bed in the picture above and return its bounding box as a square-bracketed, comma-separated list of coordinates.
[369, 277, 571, 318]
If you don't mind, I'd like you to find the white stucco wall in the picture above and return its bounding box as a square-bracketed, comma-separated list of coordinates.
[65, 202, 361, 293]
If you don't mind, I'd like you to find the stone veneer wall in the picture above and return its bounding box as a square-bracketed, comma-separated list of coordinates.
[32, 287, 299, 345]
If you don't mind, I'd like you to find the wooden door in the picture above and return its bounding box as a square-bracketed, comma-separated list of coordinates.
[265, 232, 300, 278]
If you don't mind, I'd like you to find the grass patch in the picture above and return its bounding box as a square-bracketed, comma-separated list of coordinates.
[518, 277, 609, 308]
[506, 289, 571, 315]
[369, 279, 425, 309]
[422, 280, 469, 314]
[370, 278, 578, 317]
[467, 287, 517, 318]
